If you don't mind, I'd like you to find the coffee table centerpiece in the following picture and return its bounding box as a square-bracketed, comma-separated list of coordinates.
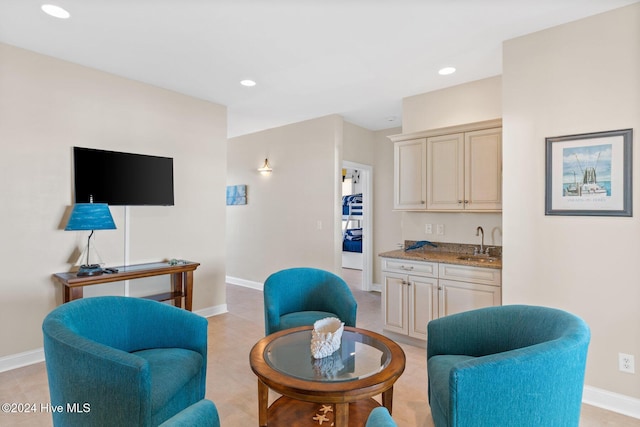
[310, 317, 344, 359]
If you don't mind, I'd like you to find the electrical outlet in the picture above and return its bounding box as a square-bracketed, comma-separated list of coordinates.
[436, 224, 445, 235]
[619, 353, 635, 374]
[425, 224, 433, 234]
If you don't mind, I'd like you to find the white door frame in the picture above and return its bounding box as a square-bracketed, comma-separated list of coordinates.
[342, 161, 373, 291]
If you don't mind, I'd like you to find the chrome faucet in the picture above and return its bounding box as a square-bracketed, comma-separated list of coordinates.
[475, 226, 484, 255]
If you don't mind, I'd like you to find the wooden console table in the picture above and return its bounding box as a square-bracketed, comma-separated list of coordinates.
[53, 261, 200, 311]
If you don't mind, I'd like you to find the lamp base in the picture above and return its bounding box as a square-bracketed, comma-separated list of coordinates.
[77, 264, 104, 277]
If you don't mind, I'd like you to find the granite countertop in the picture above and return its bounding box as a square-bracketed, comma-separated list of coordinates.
[379, 241, 502, 269]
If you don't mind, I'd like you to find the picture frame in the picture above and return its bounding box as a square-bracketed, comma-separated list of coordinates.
[545, 129, 632, 216]
[226, 184, 247, 205]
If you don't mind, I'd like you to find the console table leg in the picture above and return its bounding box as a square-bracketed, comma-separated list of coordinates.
[335, 403, 349, 427]
[184, 271, 194, 311]
[257, 379, 268, 427]
[64, 286, 83, 303]
[171, 273, 183, 308]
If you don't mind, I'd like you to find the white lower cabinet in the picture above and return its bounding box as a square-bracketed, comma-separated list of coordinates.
[382, 272, 437, 340]
[381, 257, 501, 341]
[438, 279, 501, 318]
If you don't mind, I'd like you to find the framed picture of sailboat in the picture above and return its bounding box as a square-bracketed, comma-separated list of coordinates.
[545, 129, 632, 216]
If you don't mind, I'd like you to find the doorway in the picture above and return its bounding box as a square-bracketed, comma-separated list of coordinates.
[341, 161, 372, 291]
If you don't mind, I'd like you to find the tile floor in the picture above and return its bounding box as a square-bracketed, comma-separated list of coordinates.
[0, 273, 638, 426]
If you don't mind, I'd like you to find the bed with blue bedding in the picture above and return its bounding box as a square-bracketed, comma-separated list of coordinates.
[342, 193, 363, 217]
[343, 228, 362, 253]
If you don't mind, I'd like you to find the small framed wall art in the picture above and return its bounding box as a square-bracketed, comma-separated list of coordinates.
[226, 185, 247, 205]
[545, 128, 632, 216]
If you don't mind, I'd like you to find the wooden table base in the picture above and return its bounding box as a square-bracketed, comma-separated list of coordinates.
[264, 396, 380, 427]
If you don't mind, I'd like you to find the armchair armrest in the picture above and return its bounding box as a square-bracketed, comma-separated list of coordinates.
[43, 325, 153, 426]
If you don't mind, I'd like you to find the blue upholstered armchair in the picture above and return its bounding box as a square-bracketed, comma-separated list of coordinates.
[263, 267, 357, 335]
[42, 296, 220, 427]
[365, 407, 397, 427]
[427, 305, 590, 427]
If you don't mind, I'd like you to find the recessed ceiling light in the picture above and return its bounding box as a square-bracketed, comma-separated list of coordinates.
[240, 79, 256, 87]
[438, 67, 456, 76]
[41, 4, 71, 19]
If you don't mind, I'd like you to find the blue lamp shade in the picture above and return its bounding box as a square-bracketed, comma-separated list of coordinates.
[65, 203, 116, 231]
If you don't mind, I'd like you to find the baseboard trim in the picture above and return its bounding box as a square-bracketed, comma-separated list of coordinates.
[226, 276, 264, 291]
[195, 303, 228, 318]
[583, 385, 640, 419]
[0, 348, 45, 373]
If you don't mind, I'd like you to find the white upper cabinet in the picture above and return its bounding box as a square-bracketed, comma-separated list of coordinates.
[393, 138, 426, 210]
[464, 128, 502, 210]
[426, 133, 465, 210]
[427, 128, 502, 211]
[390, 119, 502, 212]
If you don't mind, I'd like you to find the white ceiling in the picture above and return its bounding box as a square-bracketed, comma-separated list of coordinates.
[0, 0, 637, 137]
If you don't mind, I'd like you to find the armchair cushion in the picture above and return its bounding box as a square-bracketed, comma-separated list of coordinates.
[133, 348, 204, 421]
[427, 354, 476, 420]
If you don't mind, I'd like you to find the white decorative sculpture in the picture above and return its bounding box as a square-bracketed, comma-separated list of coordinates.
[310, 317, 344, 359]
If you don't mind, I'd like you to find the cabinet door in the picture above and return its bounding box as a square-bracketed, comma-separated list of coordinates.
[408, 276, 438, 340]
[382, 273, 408, 335]
[394, 139, 426, 210]
[465, 128, 502, 210]
[426, 133, 465, 210]
[438, 279, 501, 318]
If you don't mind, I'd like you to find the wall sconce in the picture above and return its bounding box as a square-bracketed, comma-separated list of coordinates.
[258, 158, 273, 175]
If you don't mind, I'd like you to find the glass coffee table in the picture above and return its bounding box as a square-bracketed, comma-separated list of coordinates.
[250, 326, 406, 427]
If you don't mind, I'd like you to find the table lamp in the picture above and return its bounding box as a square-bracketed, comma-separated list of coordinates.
[65, 202, 116, 276]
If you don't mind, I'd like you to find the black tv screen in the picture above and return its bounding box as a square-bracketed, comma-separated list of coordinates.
[73, 147, 174, 206]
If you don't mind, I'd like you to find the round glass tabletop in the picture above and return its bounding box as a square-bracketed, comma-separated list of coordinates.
[264, 329, 391, 383]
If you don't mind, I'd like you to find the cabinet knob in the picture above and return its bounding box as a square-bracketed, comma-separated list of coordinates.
[464, 200, 469, 204]
[458, 200, 463, 204]
[400, 265, 414, 271]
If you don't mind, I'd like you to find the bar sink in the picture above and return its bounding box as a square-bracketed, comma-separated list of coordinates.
[456, 255, 499, 263]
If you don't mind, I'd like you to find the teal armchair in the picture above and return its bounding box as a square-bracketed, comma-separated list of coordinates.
[263, 267, 357, 335]
[427, 305, 590, 427]
[42, 296, 219, 427]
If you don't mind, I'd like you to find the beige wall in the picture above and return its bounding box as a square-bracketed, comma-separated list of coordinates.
[398, 77, 503, 247]
[503, 4, 640, 399]
[402, 76, 502, 134]
[226, 115, 343, 283]
[0, 43, 228, 358]
[343, 122, 375, 165]
[372, 128, 403, 285]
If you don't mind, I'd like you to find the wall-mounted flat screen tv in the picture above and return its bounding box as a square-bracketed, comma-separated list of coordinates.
[73, 147, 174, 206]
